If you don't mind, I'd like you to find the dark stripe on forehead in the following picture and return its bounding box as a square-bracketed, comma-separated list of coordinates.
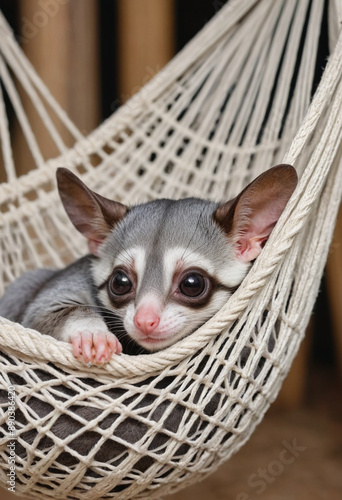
[136, 249, 165, 302]
[133, 203, 180, 302]
[103, 197, 224, 306]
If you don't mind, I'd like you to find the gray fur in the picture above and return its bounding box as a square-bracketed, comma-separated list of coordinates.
[100, 198, 233, 298]
[0, 257, 98, 337]
[0, 164, 296, 357]
[0, 269, 56, 323]
[0, 199, 231, 355]
[20, 256, 97, 338]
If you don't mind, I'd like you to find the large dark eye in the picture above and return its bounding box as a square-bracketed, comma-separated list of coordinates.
[109, 271, 132, 296]
[179, 273, 206, 297]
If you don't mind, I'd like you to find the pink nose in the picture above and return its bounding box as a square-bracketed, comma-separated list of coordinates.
[134, 306, 160, 335]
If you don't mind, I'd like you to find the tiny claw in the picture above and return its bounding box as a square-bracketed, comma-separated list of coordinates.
[93, 331, 121, 364]
[80, 331, 94, 363]
[69, 330, 122, 365]
[71, 331, 83, 359]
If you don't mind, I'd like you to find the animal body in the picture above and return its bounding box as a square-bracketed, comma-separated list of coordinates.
[0, 165, 297, 364]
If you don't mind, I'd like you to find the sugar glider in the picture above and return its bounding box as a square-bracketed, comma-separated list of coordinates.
[0, 165, 297, 364]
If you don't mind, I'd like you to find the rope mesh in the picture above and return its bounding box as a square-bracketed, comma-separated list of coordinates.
[0, 1, 342, 498]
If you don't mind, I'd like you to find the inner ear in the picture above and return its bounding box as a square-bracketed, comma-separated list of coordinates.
[56, 168, 129, 255]
[213, 164, 298, 262]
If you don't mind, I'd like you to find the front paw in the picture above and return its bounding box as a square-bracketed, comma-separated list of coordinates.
[70, 330, 122, 365]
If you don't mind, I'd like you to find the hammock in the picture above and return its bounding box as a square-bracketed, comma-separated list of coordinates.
[0, 0, 341, 498]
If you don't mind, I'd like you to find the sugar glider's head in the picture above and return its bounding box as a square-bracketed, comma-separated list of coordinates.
[56, 165, 297, 352]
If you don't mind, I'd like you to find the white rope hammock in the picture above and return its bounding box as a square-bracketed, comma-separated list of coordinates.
[0, 0, 342, 498]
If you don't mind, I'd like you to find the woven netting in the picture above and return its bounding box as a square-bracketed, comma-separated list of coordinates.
[1, 0, 342, 498]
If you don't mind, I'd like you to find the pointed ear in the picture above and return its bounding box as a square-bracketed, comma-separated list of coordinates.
[56, 168, 129, 256]
[214, 164, 298, 262]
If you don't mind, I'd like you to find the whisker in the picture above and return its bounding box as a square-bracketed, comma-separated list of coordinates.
[180, 204, 207, 262]
[103, 229, 134, 267]
[181, 239, 211, 261]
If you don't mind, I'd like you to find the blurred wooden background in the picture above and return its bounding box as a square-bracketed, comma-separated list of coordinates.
[0, 1, 341, 499]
